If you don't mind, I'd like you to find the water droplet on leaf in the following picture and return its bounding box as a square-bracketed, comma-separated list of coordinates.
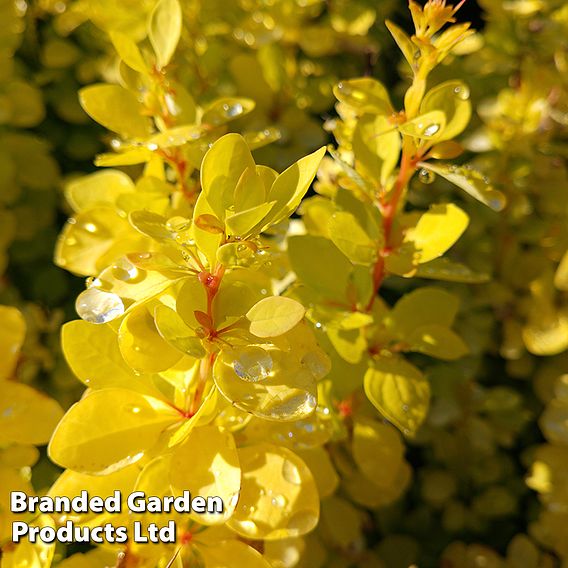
[418, 169, 436, 184]
[75, 288, 124, 324]
[233, 347, 273, 382]
[423, 123, 441, 137]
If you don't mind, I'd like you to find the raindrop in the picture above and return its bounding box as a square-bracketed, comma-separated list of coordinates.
[301, 350, 330, 380]
[239, 520, 258, 535]
[336, 81, 351, 95]
[222, 102, 244, 118]
[75, 288, 125, 324]
[233, 347, 273, 382]
[418, 169, 436, 184]
[282, 460, 302, 485]
[112, 258, 139, 282]
[453, 84, 470, 100]
[271, 494, 287, 508]
[166, 216, 191, 232]
[423, 123, 441, 137]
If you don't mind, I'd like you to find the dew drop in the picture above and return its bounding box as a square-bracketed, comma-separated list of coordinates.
[453, 84, 470, 100]
[233, 347, 273, 382]
[112, 258, 139, 282]
[423, 123, 441, 137]
[239, 520, 258, 535]
[271, 494, 287, 508]
[282, 460, 302, 485]
[301, 350, 330, 380]
[75, 288, 125, 324]
[166, 216, 191, 232]
[337, 81, 351, 95]
[222, 102, 244, 118]
[418, 169, 436, 184]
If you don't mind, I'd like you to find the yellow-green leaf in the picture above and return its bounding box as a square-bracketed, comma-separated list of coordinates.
[352, 115, 400, 186]
[154, 304, 205, 358]
[148, 0, 182, 69]
[333, 78, 393, 115]
[407, 324, 469, 360]
[48, 388, 181, 474]
[421, 80, 471, 142]
[171, 425, 240, 525]
[352, 419, 405, 488]
[0, 381, 64, 446]
[118, 305, 184, 373]
[65, 170, 134, 213]
[79, 85, 150, 138]
[418, 161, 506, 211]
[405, 203, 469, 263]
[246, 296, 306, 338]
[264, 146, 326, 227]
[0, 306, 26, 381]
[329, 211, 378, 266]
[228, 443, 319, 540]
[201, 133, 255, 220]
[109, 31, 147, 73]
[364, 358, 430, 435]
[399, 110, 446, 140]
[389, 287, 460, 337]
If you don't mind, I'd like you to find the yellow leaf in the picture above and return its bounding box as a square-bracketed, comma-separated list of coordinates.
[48, 388, 181, 474]
[0, 381, 64, 446]
[148, 0, 182, 69]
[200, 133, 255, 220]
[352, 115, 400, 186]
[333, 78, 393, 115]
[420, 80, 472, 142]
[0, 305, 26, 381]
[228, 443, 319, 540]
[406, 203, 469, 263]
[265, 146, 326, 227]
[171, 425, 240, 525]
[118, 305, 184, 373]
[65, 170, 134, 213]
[62, 320, 152, 390]
[48, 466, 138, 527]
[364, 358, 430, 436]
[109, 31, 147, 73]
[296, 447, 339, 499]
[352, 419, 405, 488]
[197, 540, 271, 568]
[329, 211, 378, 266]
[246, 296, 306, 338]
[407, 324, 469, 360]
[388, 287, 460, 337]
[1, 515, 55, 568]
[398, 111, 447, 140]
[79, 85, 150, 138]
[154, 305, 205, 358]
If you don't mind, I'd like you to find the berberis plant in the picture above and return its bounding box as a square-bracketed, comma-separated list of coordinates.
[1, 0, 568, 566]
